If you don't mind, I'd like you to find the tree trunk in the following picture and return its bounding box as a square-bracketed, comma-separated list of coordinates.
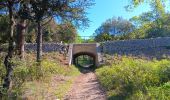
[36, 21, 42, 62]
[3, 2, 15, 90]
[16, 19, 26, 59]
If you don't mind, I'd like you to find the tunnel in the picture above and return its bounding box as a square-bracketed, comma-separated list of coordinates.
[73, 52, 96, 68]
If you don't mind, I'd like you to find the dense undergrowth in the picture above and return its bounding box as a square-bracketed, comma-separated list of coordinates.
[96, 55, 170, 100]
[0, 52, 80, 99]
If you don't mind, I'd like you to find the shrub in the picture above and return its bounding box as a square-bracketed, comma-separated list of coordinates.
[96, 56, 170, 99]
[148, 82, 170, 100]
[0, 57, 5, 85]
[129, 82, 170, 100]
[0, 52, 80, 99]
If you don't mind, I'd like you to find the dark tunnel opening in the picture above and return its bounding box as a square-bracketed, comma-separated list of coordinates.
[73, 52, 96, 69]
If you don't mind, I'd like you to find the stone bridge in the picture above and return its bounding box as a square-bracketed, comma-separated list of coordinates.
[24, 43, 103, 67]
[68, 43, 103, 67]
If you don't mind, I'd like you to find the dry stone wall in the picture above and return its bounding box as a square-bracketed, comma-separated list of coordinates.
[102, 37, 170, 58]
[25, 43, 67, 52]
[24, 37, 170, 59]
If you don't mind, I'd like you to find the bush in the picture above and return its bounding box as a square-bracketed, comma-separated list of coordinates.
[129, 82, 170, 100]
[0, 52, 6, 92]
[96, 56, 170, 99]
[0, 52, 80, 99]
[148, 82, 170, 100]
[0, 56, 5, 85]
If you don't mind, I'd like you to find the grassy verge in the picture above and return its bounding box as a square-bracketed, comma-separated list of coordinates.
[96, 55, 170, 100]
[0, 52, 80, 99]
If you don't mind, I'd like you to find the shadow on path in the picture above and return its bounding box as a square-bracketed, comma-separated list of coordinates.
[74, 64, 97, 74]
[64, 65, 106, 100]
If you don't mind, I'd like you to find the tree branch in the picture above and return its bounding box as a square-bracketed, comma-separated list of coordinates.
[42, 16, 53, 26]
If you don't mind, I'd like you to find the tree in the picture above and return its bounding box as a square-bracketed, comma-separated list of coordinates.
[122, 12, 170, 39]
[145, 14, 170, 38]
[129, 0, 166, 27]
[16, 1, 30, 59]
[20, 0, 94, 61]
[94, 33, 112, 42]
[0, 0, 18, 90]
[75, 34, 83, 43]
[0, 1, 29, 59]
[25, 21, 37, 43]
[122, 0, 170, 39]
[55, 22, 77, 43]
[130, 11, 155, 27]
[0, 15, 9, 43]
[127, 0, 170, 39]
[129, 0, 166, 18]
[94, 17, 134, 42]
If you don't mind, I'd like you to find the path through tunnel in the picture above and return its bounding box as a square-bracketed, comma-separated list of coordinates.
[73, 52, 96, 72]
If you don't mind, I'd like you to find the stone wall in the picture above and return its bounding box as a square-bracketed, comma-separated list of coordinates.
[25, 43, 67, 52]
[24, 37, 170, 59]
[102, 37, 170, 58]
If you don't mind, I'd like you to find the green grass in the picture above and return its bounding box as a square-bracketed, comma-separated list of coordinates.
[96, 56, 170, 100]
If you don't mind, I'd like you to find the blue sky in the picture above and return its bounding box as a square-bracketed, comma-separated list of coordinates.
[78, 0, 151, 36]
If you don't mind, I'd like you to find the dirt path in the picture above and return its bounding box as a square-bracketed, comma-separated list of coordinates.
[64, 70, 106, 100]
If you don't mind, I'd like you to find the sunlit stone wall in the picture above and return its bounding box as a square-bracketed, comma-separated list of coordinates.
[25, 43, 67, 52]
[102, 37, 170, 58]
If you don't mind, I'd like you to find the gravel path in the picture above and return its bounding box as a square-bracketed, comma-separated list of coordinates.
[64, 70, 106, 100]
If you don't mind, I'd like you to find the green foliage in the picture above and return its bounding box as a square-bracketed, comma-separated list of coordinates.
[129, 82, 170, 100]
[86, 38, 95, 43]
[75, 34, 83, 43]
[55, 22, 78, 43]
[0, 53, 5, 84]
[94, 17, 134, 42]
[129, 12, 155, 27]
[17, 19, 79, 43]
[96, 56, 170, 99]
[125, 23, 152, 39]
[93, 13, 170, 41]
[127, 13, 170, 39]
[95, 33, 112, 42]
[19, 0, 94, 29]
[0, 15, 9, 43]
[0, 52, 80, 98]
[12, 59, 78, 82]
[129, 0, 166, 17]
[10, 59, 80, 98]
[75, 55, 94, 67]
[93, 1, 170, 41]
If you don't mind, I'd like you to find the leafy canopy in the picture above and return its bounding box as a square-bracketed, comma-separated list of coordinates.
[18, 0, 94, 29]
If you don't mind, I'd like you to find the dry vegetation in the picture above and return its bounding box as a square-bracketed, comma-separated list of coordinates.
[0, 52, 80, 100]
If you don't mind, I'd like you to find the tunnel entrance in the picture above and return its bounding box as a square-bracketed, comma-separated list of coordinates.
[73, 52, 96, 68]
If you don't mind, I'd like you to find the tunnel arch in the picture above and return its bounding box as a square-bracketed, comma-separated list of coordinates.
[73, 52, 96, 67]
[68, 43, 101, 67]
